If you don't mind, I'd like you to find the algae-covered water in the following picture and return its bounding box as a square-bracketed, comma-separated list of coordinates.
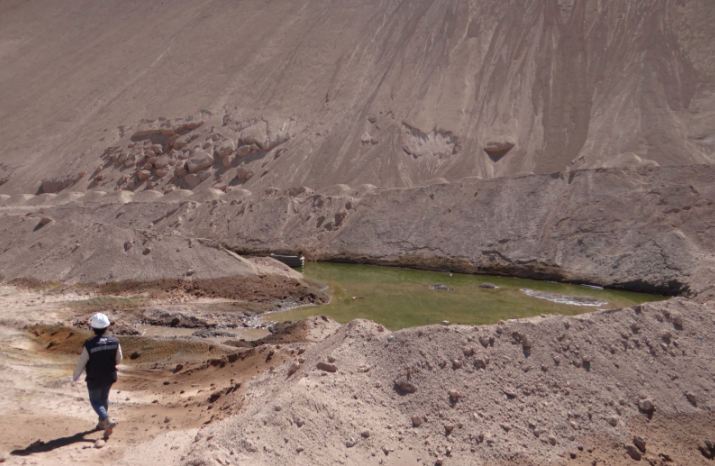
[265, 262, 666, 330]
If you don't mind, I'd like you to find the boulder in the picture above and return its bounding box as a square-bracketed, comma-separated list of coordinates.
[222, 154, 235, 167]
[137, 169, 151, 181]
[187, 150, 214, 173]
[154, 155, 170, 169]
[240, 122, 270, 150]
[185, 174, 201, 188]
[236, 167, 255, 180]
[123, 154, 136, 168]
[236, 145, 252, 157]
[173, 132, 200, 150]
[215, 139, 236, 158]
[484, 141, 515, 156]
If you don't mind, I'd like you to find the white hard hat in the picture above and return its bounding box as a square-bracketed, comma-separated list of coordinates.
[90, 313, 111, 329]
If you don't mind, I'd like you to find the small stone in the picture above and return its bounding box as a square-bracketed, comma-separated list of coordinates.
[345, 437, 356, 448]
[685, 392, 698, 405]
[444, 424, 454, 432]
[548, 434, 557, 445]
[474, 356, 489, 369]
[317, 362, 338, 373]
[361, 430, 370, 438]
[137, 168, 151, 181]
[449, 390, 460, 401]
[164, 417, 170, 423]
[502, 387, 517, 398]
[660, 330, 671, 339]
[176, 165, 188, 177]
[479, 282, 499, 289]
[287, 361, 300, 376]
[671, 315, 683, 327]
[274, 405, 282, 411]
[327, 355, 336, 363]
[39, 217, 54, 225]
[522, 336, 533, 348]
[143, 248, 151, 255]
[412, 416, 423, 427]
[479, 335, 490, 347]
[625, 445, 642, 461]
[394, 379, 417, 393]
[452, 359, 462, 369]
[638, 399, 655, 412]
[435, 458, 444, 465]
[152, 144, 163, 154]
[582, 355, 592, 363]
[607, 416, 619, 426]
[463, 347, 474, 356]
[634, 435, 646, 452]
[94, 439, 106, 449]
[156, 168, 170, 177]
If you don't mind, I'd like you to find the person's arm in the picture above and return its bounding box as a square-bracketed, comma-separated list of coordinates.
[116, 344, 123, 365]
[72, 347, 89, 382]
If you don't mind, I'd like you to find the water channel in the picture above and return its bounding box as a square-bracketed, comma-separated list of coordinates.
[264, 262, 666, 330]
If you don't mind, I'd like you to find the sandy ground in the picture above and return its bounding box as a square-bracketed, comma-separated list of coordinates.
[0, 284, 713, 466]
[185, 298, 715, 466]
[1, 1, 715, 193]
[0, 284, 336, 465]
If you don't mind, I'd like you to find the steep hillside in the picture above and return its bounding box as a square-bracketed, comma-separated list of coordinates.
[1, 0, 714, 194]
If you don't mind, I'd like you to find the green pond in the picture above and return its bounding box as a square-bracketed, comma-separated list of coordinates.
[265, 262, 666, 330]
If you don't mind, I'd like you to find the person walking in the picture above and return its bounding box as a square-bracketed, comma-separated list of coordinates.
[72, 313, 122, 434]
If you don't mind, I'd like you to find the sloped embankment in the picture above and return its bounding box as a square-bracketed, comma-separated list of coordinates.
[183, 299, 715, 466]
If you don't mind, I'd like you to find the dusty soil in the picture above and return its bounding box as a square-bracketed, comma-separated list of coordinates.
[0, 279, 714, 466]
[0, 283, 338, 465]
[184, 298, 715, 466]
[1, 1, 715, 193]
[0, 1, 714, 464]
[2, 165, 714, 301]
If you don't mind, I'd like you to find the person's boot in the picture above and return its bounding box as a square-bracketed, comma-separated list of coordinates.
[95, 418, 109, 430]
[103, 418, 117, 439]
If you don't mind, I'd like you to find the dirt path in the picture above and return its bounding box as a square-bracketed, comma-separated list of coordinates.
[0, 284, 318, 465]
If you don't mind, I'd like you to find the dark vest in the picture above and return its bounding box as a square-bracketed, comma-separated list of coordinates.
[83, 335, 119, 387]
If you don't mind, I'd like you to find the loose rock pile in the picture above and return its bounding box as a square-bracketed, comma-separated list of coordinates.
[182, 298, 715, 465]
